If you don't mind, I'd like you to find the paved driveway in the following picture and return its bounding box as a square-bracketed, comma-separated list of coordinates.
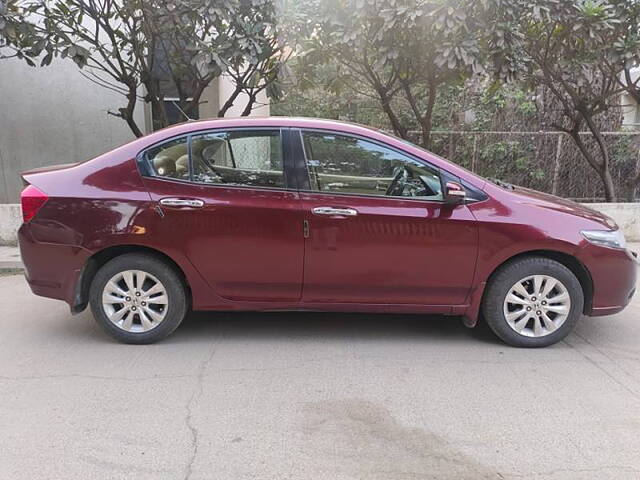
[0, 266, 639, 480]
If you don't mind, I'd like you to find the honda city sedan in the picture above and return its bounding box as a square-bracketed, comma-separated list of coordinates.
[18, 117, 638, 346]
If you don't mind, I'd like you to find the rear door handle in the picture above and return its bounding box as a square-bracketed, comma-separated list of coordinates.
[159, 197, 204, 208]
[312, 206, 358, 217]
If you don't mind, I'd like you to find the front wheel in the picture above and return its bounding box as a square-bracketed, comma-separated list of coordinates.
[482, 257, 584, 348]
[89, 253, 188, 344]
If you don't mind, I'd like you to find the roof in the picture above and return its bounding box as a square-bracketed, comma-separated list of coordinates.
[151, 115, 385, 137]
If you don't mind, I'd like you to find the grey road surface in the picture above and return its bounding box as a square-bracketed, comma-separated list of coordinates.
[0, 270, 639, 480]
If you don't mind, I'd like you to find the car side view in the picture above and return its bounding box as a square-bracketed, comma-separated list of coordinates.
[18, 117, 638, 346]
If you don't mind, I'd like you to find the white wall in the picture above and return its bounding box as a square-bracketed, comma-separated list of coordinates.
[0, 57, 145, 203]
[621, 67, 640, 127]
[588, 203, 640, 243]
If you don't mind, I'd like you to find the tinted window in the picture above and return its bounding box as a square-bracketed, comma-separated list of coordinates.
[301, 131, 443, 200]
[192, 130, 284, 188]
[147, 137, 189, 180]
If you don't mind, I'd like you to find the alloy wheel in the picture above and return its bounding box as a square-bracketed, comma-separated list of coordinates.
[503, 274, 571, 338]
[102, 270, 169, 333]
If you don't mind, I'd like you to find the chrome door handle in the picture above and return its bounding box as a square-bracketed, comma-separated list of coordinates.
[312, 206, 358, 217]
[160, 198, 204, 208]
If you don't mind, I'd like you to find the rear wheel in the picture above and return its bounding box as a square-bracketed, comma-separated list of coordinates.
[482, 257, 584, 348]
[89, 253, 187, 344]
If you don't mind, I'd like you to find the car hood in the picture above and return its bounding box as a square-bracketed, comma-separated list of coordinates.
[511, 186, 617, 229]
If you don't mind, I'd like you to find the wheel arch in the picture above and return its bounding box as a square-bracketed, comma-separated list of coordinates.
[71, 245, 192, 314]
[484, 250, 593, 314]
[464, 249, 594, 327]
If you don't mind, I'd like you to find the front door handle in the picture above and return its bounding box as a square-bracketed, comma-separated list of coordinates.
[312, 206, 358, 217]
[159, 197, 204, 208]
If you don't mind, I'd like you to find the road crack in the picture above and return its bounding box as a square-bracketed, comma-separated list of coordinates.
[184, 340, 219, 480]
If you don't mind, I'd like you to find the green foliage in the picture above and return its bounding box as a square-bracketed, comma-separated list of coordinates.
[468, 84, 538, 131]
[279, 0, 639, 200]
[501, 0, 640, 200]
[0, 0, 42, 61]
[285, 0, 510, 147]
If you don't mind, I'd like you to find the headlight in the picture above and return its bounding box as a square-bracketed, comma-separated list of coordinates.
[581, 229, 627, 250]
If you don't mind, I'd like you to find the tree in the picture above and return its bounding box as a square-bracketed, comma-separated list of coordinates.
[295, 0, 500, 149]
[504, 0, 640, 201]
[17, 0, 287, 137]
[0, 0, 41, 60]
[602, 0, 640, 190]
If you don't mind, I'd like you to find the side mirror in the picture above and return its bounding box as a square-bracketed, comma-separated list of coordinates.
[444, 181, 466, 204]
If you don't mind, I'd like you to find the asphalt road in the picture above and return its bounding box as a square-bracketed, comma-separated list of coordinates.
[0, 267, 639, 480]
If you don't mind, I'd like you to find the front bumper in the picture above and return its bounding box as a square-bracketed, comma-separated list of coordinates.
[579, 244, 638, 316]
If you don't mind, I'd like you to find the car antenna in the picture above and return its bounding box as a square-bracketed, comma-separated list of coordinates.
[171, 100, 195, 122]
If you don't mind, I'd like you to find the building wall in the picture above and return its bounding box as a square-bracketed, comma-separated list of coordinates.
[0, 60, 269, 203]
[0, 57, 146, 203]
[621, 67, 640, 128]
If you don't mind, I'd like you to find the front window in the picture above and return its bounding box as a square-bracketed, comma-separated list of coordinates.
[301, 131, 443, 200]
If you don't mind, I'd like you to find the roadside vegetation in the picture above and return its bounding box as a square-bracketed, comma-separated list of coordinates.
[2, 0, 640, 200]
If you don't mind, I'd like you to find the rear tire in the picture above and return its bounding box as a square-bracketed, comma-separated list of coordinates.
[482, 256, 584, 348]
[89, 253, 187, 344]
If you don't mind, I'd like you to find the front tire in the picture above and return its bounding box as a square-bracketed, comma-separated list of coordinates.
[89, 253, 187, 344]
[482, 256, 584, 348]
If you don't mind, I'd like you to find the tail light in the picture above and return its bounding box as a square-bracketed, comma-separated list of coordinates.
[21, 185, 49, 223]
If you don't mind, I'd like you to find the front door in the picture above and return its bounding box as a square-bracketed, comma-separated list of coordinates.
[141, 128, 304, 302]
[296, 129, 478, 305]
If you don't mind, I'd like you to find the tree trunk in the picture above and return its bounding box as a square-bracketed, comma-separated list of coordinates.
[122, 111, 144, 138]
[218, 84, 244, 117]
[241, 93, 258, 116]
[420, 118, 433, 150]
[567, 131, 617, 202]
[108, 83, 143, 138]
[600, 167, 616, 202]
[421, 83, 437, 150]
[400, 78, 436, 148]
[184, 77, 213, 120]
[581, 111, 617, 202]
[122, 85, 144, 138]
[143, 79, 168, 130]
[378, 92, 407, 139]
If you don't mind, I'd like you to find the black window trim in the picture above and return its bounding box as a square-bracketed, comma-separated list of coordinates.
[136, 126, 297, 192]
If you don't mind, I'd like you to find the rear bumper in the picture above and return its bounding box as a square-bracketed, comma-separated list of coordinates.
[579, 245, 638, 317]
[18, 223, 91, 310]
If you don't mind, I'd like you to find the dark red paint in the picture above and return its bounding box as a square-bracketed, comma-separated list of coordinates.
[17, 117, 637, 325]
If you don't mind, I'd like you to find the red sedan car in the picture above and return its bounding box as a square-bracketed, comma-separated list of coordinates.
[18, 117, 637, 346]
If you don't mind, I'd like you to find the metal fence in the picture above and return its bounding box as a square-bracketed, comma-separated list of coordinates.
[420, 131, 640, 202]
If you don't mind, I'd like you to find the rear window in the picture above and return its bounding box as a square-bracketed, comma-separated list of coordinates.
[143, 130, 284, 190]
[146, 137, 189, 180]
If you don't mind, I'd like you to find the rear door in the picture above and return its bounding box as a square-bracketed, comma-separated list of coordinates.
[294, 129, 478, 305]
[141, 128, 304, 302]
